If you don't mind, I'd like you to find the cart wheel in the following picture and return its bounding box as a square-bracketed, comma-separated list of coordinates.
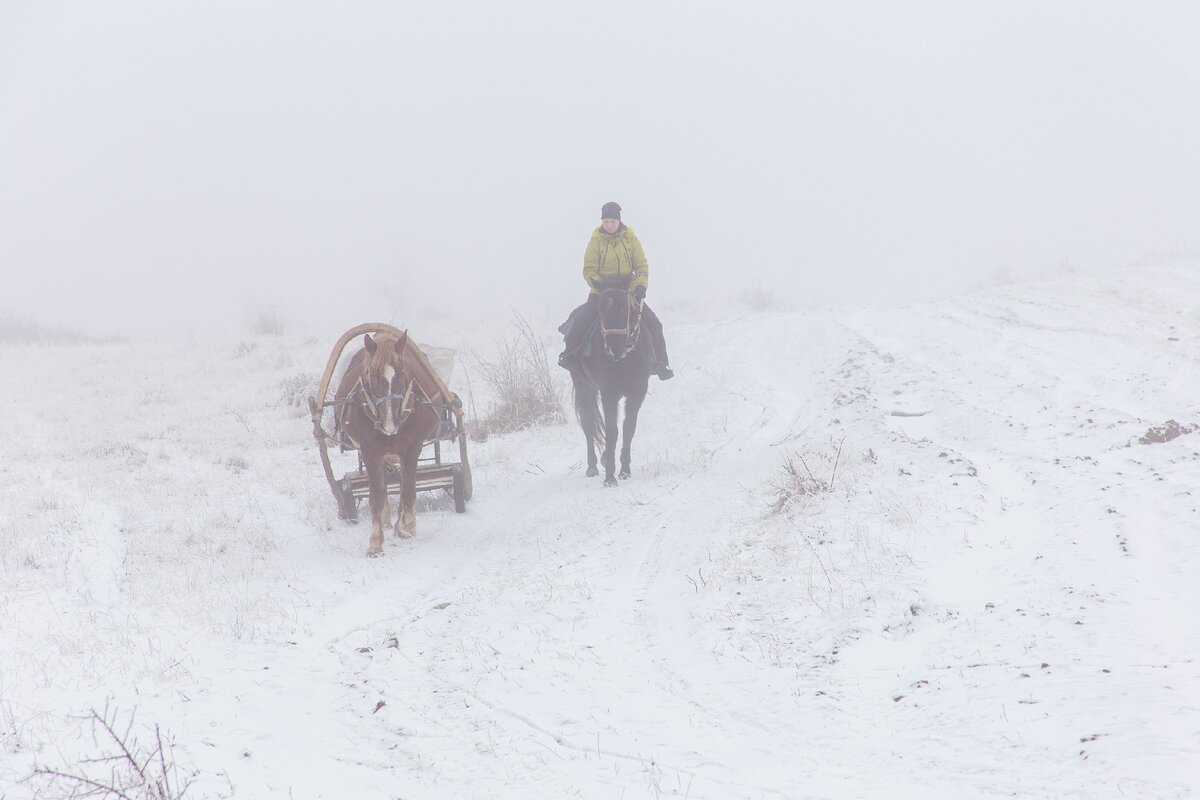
[337, 480, 359, 523]
[452, 465, 467, 513]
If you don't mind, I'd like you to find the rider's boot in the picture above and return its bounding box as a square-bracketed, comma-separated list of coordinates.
[653, 337, 673, 380]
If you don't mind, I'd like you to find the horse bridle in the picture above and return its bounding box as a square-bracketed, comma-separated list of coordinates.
[357, 375, 417, 432]
[598, 288, 644, 360]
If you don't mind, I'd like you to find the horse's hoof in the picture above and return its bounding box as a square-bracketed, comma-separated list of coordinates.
[585, 466, 599, 477]
[603, 477, 618, 488]
[619, 469, 631, 480]
[367, 548, 384, 558]
[396, 528, 416, 539]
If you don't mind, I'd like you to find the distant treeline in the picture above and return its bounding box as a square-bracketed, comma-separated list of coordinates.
[0, 310, 107, 344]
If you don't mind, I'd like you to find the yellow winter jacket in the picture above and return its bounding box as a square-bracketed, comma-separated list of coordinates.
[582, 224, 649, 295]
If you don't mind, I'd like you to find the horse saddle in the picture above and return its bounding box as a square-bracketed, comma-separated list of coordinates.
[559, 305, 597, 358]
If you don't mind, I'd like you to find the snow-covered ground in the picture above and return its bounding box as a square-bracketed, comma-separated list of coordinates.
[2, 264, 1198, 799]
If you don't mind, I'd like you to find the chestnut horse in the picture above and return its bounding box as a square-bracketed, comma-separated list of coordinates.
[334, 331, 440, 556]
[568, 275, 653, 487]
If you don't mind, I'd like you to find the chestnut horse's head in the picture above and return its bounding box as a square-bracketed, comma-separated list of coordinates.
[356, 331, 416, 436]
[595, 275, 642, 360]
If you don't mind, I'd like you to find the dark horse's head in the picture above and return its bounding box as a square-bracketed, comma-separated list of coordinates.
[595, 275, 642, 360]
[355, 331, 416, 437]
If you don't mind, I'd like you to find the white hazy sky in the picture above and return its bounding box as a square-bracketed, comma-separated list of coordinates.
[2, 1, 1198, 335]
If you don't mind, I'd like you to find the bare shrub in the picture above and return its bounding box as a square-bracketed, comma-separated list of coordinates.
[27, 703, 205, 799]
[250, 307, 285, 336]
[771, 436, 845, 514]
[471, 311, 563, 438]
[737, 286, 780, 312]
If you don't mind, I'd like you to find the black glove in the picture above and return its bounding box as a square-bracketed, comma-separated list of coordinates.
[634, 285, 646, 302]
[588, 278, 600, 290]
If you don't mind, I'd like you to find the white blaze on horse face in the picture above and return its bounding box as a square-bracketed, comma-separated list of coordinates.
[380, 384, 397, 435]
[378, 363, 402, 436]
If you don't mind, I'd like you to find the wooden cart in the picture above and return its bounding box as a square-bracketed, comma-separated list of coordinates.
[308, 323, 473, 521]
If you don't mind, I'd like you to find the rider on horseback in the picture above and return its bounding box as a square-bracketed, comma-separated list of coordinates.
[558, 202, 673, 380]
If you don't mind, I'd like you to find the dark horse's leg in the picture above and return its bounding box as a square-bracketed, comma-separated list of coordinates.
[601, 390, 621, 487]
[619, 387, 646, 480]
[364, 450, 388, 557]
[572, 371, 601, 477]
[584, 429, 599, 477]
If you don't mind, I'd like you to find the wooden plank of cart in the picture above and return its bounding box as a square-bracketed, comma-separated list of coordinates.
[307, 323, 473, 521]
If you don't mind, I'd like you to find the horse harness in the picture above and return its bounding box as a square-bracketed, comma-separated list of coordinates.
[356, 374, 418, 429]
[328, 366, 443, 436]
[598, 289, 645, 361]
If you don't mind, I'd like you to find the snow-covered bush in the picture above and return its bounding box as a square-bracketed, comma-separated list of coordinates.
[470, 311, 563, 439]
[277, 371, 319, 410]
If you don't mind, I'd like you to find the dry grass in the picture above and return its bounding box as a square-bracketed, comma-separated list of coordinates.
[771, 436, 846, 513]
[469, 311, 564, 440]
[278, 371, 319, 410]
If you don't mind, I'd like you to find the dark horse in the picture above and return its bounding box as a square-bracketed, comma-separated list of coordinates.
[568, 275, 654, 487]
[334, 331, 440, 556]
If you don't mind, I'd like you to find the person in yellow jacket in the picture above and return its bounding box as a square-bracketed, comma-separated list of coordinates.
[558, 202, 673, 379]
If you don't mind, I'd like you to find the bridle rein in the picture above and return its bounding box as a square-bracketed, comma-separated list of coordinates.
[598, 286, 644, 360]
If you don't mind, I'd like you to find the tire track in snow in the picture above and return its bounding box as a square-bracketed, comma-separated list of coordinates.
[604, 318, 880, 791]
[328, 315, 847, 798]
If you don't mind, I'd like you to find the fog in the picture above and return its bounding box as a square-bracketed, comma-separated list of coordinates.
[2, 1, 1198, 336]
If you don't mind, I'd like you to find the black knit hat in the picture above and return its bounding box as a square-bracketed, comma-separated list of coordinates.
[600, 201, 622, 221]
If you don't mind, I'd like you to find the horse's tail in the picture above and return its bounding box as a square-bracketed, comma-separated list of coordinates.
[571, 374, 605, 450]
